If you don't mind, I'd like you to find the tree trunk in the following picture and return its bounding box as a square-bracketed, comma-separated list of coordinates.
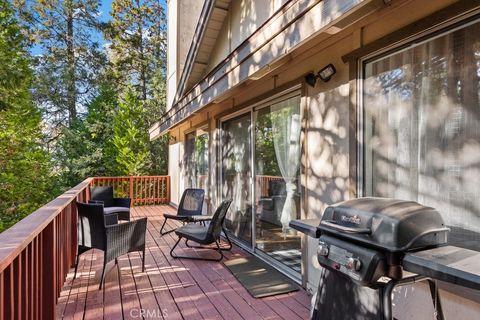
[136, 0, 147, 101]
[66, 0, 77, 126]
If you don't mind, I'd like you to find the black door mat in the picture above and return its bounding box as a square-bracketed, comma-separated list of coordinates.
[223, 256, 300, 298]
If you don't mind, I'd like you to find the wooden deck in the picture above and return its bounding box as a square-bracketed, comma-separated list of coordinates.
[56, 205, 311, 319]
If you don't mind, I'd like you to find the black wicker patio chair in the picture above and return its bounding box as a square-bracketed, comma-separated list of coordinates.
[160, 188, 205, 235]
[74, 202, 147, 289]
[170, 199, 232, 261]
[90, 185, 131, 221]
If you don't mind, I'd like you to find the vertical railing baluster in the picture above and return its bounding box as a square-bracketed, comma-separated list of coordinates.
[21, 249, 28, 320]
[153, 176, 157, 204]
[29, 243, 33, 320]
[42, 220, 55, 320]
[149, 176, 152, 204]
[5, 264, 13, 320]
[32, 239, 36, 320]
[130, 176, 134, 206]
[39, 233, 43, 320]
[13, 255, 21, 319]
[0, 270, 4, 320]
[167, 176, 171, 204]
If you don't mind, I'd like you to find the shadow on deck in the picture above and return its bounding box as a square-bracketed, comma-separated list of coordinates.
[56, 205, 311, 319]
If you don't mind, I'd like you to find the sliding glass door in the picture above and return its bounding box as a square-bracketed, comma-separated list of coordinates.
[221, 113, 253, 247]
[220, 93, 302, 274]
[254, 95, 302, 273]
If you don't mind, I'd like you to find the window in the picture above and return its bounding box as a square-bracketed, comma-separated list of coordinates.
[184, 129, 209, 191]
[362, 19, 480, 251]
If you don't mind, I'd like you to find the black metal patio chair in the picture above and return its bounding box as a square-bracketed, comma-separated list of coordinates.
[159, 188, 205, 235]
[90, 185, 131, 221]
[170, 199, 232, 261]
[74, 202, 147, 289]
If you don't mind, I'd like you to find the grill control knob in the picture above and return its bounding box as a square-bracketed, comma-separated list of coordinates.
[317, 244, 329, 257]
[346, 257, 361, 271]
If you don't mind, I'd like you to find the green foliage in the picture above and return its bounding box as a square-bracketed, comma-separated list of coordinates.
[57, 83, 118, 187]
[105, 0, 166, 102]
[14, 0, 106, 130]
[255, 109, 281, 176]
[112, 87, 150, 175]
[0, 0, 169, 232]
[105, 0, 168, 175]
[0, 0, 55, 231]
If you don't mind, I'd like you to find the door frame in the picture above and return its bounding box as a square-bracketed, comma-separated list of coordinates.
[217, 87, 303, 282]
[219, 110, 255, 252]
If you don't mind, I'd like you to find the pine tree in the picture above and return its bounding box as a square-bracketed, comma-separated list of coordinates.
[105, 0, 168, 175]
[112, 87, 149, 175]
[14, 0, 106, 133]
[57, 83, 118, 187]
[0, 0, 55, 231]
[105, 0, 166, 105]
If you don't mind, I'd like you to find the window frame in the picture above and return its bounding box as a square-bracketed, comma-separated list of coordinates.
[358, 14, 480, 197]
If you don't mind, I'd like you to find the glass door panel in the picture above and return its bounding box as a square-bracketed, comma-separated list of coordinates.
[221, 113, 252, 247]
[254, 95, 302, 273]
[195, 132, 209, 190]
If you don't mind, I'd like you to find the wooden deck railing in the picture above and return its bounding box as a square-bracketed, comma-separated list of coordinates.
[0, 178, 92, 320]
[0, 175, 170, 319]
[91, 176, 170, 205]
[256, 175, 285, 197]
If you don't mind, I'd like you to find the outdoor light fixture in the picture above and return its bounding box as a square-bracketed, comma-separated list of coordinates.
[305, 63, 337, 87]
[318, 63, 336, 82]
[305, 72, 317, 87]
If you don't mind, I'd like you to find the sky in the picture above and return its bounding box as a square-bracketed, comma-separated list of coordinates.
[31, 0, 167, 55]
[30, 0, 111, 56]
[100, 0, 112, 22]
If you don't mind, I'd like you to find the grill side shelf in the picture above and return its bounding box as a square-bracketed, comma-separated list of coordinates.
[289, 219, 321, 238]
[403, 245, 480, 290]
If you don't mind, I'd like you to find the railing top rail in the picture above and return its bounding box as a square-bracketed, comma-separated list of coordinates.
[92, 176, 169, 179]
[0, 177, 93, 273]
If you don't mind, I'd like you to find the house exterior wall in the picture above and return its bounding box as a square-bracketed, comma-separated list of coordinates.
[167, 0, 177, 110]
[206, 0, 291, 74]
[167, 0, 204, 110]
[165, 0, 480, 317]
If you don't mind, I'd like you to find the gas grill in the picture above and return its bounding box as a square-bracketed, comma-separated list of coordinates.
[290, 197, 480, 320]
[317, 198, 448, 286]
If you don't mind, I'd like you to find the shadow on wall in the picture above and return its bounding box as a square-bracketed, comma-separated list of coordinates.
[305, 83, 350, 219]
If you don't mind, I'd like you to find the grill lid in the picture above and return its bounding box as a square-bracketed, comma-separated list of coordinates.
[318, 197, 449, 252]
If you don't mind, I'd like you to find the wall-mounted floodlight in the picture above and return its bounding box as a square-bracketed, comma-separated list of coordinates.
[318, 64, 336, 82]
[305, 64, 337, 87]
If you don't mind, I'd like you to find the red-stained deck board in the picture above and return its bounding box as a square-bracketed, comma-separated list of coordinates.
[56, 205, 311, 319]
[142, 207, 222, 319]
[83, 249, 106, 320]
[139, 211, 221, 319]
[141, 207, 240, 320]
[102, 259, 123, 320]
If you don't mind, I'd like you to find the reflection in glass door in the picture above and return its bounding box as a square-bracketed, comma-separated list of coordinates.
[254, 95, 302, 273]
[221, 113, 252, 247]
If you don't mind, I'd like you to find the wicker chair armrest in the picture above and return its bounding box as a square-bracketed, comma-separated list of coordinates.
[113, 197, 131, 208]
[105, 218, 147, 263]
[88, 200, 104, 205]
[104, 213, 119, 226]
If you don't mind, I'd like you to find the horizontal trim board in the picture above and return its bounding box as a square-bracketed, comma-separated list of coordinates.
[342, 0, 480, 62]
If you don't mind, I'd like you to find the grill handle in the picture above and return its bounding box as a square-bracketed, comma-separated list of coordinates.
[320, 220, 372, 234]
